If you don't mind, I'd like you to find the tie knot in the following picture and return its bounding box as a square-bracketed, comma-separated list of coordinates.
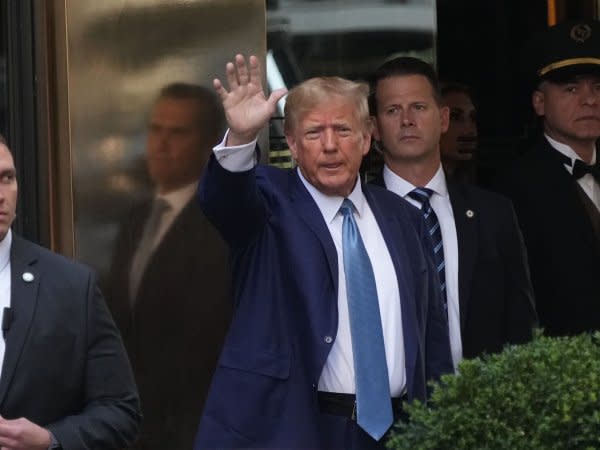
[153, 198, 171, 215]
[339, 198, 355, 217]
[407, 187, 434, 206]
[572, 159, 600, 181]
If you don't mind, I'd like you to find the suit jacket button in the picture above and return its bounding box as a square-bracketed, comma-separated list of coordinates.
[324, 336, 333, 344]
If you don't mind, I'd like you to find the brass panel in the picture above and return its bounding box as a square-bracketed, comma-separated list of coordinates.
[47, 0, 265, 274]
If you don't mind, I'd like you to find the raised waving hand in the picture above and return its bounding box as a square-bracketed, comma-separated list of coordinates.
[214, 54, 287, 146]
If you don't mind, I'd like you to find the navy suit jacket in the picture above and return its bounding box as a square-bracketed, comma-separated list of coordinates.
[0, 235, 141, 449]
[372, 174, 537, 358]
[494, 138, 600, 336]
[194, 157, 452, 449]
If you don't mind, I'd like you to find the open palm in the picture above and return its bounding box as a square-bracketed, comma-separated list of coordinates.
[214, 54, 287, 145]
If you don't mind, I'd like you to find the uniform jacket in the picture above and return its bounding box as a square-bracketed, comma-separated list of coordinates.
[494, 138, 600, 336]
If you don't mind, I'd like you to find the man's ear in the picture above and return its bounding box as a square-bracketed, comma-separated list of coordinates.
[371, 116, 381, 142]
[440, 105, 450, 134]
[532, 90, 545, 117]
[286, 134, 298, 160]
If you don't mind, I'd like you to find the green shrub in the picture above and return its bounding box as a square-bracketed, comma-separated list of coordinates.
[387, 332, 600, 450]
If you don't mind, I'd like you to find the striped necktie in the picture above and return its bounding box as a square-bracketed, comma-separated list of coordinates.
[408, 188, 447, 316]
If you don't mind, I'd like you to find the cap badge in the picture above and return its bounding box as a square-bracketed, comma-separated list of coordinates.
[570, 24, 592, 43]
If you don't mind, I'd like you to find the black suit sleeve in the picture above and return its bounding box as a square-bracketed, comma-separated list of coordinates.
[46, 272, 141, 449]
[500, 200, 538, 344]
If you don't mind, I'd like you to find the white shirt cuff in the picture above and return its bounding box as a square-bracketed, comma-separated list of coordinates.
[213, 129, 258, 172]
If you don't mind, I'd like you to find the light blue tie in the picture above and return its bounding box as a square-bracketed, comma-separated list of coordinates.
[340, 198, 393, 440]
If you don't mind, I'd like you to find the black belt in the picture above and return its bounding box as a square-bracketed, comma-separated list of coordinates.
[317, 391, 408, 421]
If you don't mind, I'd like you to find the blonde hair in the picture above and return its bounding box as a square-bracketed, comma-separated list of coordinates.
[283, 77, 370, 135]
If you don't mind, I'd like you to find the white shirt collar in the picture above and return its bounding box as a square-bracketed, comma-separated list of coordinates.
[545, 133, 597, 169]
[383, 164, 449, 198]
[155, 181, 198, 216]
[0, 229, 12, 271]
[296, 168, 366, 224]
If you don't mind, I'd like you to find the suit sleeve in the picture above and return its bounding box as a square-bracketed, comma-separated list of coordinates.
[198, 154, 269, 248]
[499, 199, 538, 344]
[46, 272, 141, 449]
[419, 216, 454, 385]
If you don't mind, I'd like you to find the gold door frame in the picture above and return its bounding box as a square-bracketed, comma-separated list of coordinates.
[34, 0, 266, 270]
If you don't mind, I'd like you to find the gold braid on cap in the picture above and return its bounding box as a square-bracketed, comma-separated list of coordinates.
[539, 57, 600, 76]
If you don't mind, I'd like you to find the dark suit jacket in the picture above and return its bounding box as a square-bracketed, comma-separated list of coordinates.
[107, 197, 231, 449]
[372, 174, 537, 358]
[0, 234, 141, 449]
[494, 138, 600, 336]
[194, 157, 453, 449]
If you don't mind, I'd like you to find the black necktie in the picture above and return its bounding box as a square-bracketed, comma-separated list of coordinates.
[555, 151, 600, 183]
[572, 159, 600, 183]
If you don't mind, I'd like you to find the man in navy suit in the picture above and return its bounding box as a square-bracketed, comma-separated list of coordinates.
[368, 57, 537, 368]
[0, 136, 140, 449]
[194, 54, 452, 449]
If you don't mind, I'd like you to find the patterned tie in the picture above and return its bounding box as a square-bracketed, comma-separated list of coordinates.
[339, 198, 393, 441]
[129, 198, 171, 302]
[407, 188, 448, 316]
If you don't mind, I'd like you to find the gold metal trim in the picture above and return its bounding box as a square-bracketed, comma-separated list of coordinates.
[538, 57, 600, 76]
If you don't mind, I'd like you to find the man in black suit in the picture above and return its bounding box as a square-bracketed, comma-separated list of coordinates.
[0, 135, 141, 449]
[369, 57, 537, 367]
[495, 20, 600, 336]
[107, 83, 231, 449]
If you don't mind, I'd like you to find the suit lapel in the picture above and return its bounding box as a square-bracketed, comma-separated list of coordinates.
[0, 236, 40, 406]
[447, 182, 477, 333]
[289, 171, 338, 292]
[364, 187, 418, 391]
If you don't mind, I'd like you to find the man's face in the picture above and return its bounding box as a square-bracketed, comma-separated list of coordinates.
[286, 95, 370, 197]
[146, 97, 210, 194]
[0, 144, 17, 241]
[532, 75, 600, 153]
[439, 91, 478, 162]
[373, 75, 449, 167]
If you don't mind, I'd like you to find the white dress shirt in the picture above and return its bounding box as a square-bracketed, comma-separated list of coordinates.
[214, 134, 407, 396]
[545, 134, 600, 211]
[0, 229, 13, 378]
[384, 165, 462, 370]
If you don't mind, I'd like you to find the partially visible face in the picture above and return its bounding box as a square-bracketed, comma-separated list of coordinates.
[533, 75, 600, 153]
[0, 144, 17, 241]
[286, 95, 370, 197]
[146, 97, 210, 194]
[440, 91, 478, 162]
[372, 75, 449, 167]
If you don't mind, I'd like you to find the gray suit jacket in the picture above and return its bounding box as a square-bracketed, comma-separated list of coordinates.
[0, 234, 141, 449]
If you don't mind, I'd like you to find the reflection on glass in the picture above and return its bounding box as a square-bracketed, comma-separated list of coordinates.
[266, 0, 437, 175]
[58, 1, 264, 448]
[106, 84, 232, 449]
